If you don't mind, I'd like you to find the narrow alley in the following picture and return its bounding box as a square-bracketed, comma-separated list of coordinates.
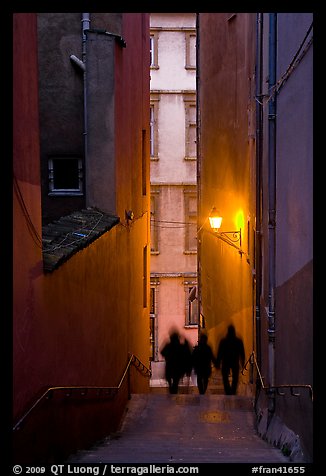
[12, 12, 314, 472]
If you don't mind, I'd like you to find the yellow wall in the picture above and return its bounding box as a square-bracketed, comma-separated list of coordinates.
[198, 13, 257, 394]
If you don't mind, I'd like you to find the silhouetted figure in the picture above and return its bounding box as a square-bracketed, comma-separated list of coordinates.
[182, 337, 193, 381]
[216, 324, 245, 395]
[192, 332, 216, 394]
[161, 330, 188, 394]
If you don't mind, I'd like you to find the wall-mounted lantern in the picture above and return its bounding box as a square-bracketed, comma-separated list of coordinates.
[208, 207, 242, 254]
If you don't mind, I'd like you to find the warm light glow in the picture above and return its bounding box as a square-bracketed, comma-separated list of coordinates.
[209, 208, 223, 231]
[207, 207, 243, 253]
[235, 209, 245, 231]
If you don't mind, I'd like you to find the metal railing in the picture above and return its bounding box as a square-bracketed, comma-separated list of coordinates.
[13, 353, 151, 432]
[242, 350, 313, 402]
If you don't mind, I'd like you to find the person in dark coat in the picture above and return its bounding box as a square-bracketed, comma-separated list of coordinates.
[182, 337, 193, 380]
[191, 332, 216, 394]
[161, 330, 187, 394]
[215, 324, 245, 395]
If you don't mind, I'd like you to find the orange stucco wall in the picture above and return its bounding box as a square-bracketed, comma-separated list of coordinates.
[198, 13, 257, 393]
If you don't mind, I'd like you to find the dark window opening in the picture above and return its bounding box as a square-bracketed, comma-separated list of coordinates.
[53, 159, 79, 189]
[48, 157, 83, 196]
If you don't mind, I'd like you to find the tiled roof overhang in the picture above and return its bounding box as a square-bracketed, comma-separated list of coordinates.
[42, 208, 120, 273]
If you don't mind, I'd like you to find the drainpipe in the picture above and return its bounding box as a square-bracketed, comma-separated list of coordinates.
[69, 14, 90, 199]
[82, 13, 90, 198]
[255, 13, 263, 382]
[267, 12, 277, 421]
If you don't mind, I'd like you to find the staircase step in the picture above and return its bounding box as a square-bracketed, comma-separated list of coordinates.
[67, 392, 289, 464]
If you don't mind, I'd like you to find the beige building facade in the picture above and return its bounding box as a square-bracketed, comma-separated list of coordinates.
[149, 13, 198, 380]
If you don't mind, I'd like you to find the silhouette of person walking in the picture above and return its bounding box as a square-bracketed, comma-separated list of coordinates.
[216, 324, 245, 395]
[182, 337, 193, 383]
[161, 330, 189, 394]
[192, 332, 216, 394]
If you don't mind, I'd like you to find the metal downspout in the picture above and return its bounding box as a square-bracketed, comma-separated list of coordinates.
[82, 13, 90, 202]
[267, 12, 277, 421]
[255, 13, 263, 385]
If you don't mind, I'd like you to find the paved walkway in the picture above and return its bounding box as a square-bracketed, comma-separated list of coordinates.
[67, 387, 290, 464]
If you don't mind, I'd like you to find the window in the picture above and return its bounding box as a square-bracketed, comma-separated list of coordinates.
[185, 283, 198, 326]
[150, 105, 155, 157]
[150, 95, 159, 159]
[150, 189, 160, 253]
[150, 36, 154, 66]
[185, 31, 196, 69]
[150, 286, 156, 315]
[150, 287, 156, 361]
[150, 32, 159, 69]
[150, 278, 160, 361]
[184, 97, 196, 160]
[184, 189, 197, 253]
[48, 156, 83, 196]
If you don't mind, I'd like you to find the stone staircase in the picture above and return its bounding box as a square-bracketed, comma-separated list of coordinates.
[66, 375, 289, 464]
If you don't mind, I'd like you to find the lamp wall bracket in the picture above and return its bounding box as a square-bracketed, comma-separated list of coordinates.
[212, 228, 243, 256]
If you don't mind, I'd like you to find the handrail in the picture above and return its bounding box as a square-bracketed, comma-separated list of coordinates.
[117, 353, 151, 388]
[13, 353, 151, 432]
[242, 350, 313, 402]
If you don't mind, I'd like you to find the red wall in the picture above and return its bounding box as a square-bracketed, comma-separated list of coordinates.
[116, 13, 150, 219]
[13, 12, 43, 414]
[13, 13, 151, 463]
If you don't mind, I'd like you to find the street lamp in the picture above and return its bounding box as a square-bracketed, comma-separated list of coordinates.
[208, 207, 242, 252]
[208, 207, 223, 231]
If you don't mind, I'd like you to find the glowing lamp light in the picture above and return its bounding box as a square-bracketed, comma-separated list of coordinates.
[207, 206, 243, 255]
[208, 208, 223, 231]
